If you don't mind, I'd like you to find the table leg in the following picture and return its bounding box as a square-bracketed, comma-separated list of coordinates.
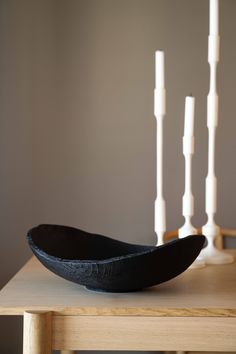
[23, 311, 52, 354]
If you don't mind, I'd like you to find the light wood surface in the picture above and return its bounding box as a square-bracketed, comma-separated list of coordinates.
[163, 229, 236, 354]
[0, 251, 236, 352]
[23, 311, 52, 354]
[52, 315, 236, 351]
[0, 251, 235, 317]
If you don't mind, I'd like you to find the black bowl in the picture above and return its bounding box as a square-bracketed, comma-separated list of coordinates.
[27, 224, 205, 292]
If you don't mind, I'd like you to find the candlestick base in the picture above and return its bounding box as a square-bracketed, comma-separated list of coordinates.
[156, 232, 165, 246]
[189, 256, 206, 269]
[200, 246, 234, 265]
[178, 226, 205, 268]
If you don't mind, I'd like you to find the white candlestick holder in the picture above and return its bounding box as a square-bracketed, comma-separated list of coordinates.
[178, 96, 205, 268]
[200, 0, 234, 264]
[154, 51, 166, 246]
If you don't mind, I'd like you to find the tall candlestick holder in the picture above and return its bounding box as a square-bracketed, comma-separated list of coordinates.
[200, 0, 234, 264]
[154, 51, 166, 246]
[179, 96, 205, 268]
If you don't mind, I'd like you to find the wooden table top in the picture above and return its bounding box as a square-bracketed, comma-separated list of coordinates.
[0, 251, 236, 317]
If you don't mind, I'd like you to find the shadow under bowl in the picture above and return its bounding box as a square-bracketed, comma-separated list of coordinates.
[27, 224, 205, 292]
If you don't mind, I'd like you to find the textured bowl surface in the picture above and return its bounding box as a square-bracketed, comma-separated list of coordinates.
[27, 224, 205, 292]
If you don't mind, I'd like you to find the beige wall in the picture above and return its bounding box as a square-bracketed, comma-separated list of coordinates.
[0, 0, 236, 352]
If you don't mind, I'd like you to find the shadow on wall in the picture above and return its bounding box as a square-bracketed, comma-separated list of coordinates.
[0, 317, 23, 354]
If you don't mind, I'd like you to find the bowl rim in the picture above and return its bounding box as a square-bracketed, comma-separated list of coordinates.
[27, 224, 204, 265]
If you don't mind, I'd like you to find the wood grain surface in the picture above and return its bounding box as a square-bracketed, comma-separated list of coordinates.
[52, 315, 236, 351]
[0, 251, 235, 317]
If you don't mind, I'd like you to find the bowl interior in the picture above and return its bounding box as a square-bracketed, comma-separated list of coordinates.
[29, 224, 154, 261]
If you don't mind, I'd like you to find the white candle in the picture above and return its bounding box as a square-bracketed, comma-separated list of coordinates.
[184, 96, 195, 137]
[155, 51, 165, 89]
[210, 0, 219, 35]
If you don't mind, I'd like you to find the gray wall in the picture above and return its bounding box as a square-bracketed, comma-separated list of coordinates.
[0, 0, 236, 352]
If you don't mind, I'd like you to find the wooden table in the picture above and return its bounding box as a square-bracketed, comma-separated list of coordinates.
[0, 251, 236, 353]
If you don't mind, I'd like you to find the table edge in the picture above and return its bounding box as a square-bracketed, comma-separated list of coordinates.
[1, 306, 236, 317]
